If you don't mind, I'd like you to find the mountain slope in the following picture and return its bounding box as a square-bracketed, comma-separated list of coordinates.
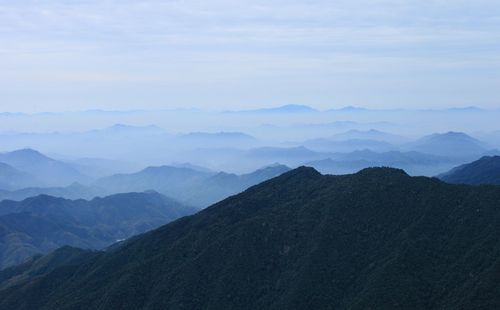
[0, 192, 195, 269]
[439, 156, 500, 185]
[94, 164, 290, 207]
[3, 167, 500, 309]
[405, 132, 489, 158]
[0, 162, 40, 190]
[0, 182, 104, 202]
[0, 149, 91, 187]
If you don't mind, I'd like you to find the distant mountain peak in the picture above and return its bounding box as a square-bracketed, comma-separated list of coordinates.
[7, 148, 44, 156]
[274, 104, 316, 112]
[106, 124, 164, 131]
[337, 106, 368, 112]
[231, 104, 317, 114]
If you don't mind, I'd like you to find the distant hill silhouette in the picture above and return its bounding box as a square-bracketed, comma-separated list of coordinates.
[0, 182, 103, 202]
[404, 132, 489, 159]
[94, 164, 291, 207]
[0, 162, 40, 190]
[229, 104, 317, 114]
[0, 149, 91, 187]
[306, 150, 459, 176]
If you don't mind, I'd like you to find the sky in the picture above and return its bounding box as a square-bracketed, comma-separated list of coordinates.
[0, 0, 499, 112]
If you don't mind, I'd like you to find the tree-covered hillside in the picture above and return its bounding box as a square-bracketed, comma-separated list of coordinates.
[439, 156, 500, 185]
[2, 167, 500, 309]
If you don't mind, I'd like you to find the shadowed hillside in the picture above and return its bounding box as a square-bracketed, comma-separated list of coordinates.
[439, 156, 500, 185]
[2, 167, 500, 309]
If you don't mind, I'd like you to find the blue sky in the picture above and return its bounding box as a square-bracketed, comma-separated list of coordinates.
[0, 0, 499, 112]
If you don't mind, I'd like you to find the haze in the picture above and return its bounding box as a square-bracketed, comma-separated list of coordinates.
[1, 0, 499, 112]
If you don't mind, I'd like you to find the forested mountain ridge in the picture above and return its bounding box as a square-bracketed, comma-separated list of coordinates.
[2, 167, 500, 309]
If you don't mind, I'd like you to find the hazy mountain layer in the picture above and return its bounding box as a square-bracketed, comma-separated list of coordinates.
[307, 150, 461, 176]
[94, 164, 291, 207]
[0, 162, 40, 190]
[0, 182, 105, 202]
[3, 167, 500, 308]
[403, 132, 490, 159]
[0, 149, 91, 187]
[0, 192, 195, 269]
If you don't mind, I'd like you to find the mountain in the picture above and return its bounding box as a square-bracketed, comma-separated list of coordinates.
[0, 162, 40, 190]
[94, 164, 290, 207]
[94, 166, 212, 201]
[0, 149, 91, 187]
[68, 157, 142, 179]
[307, 150, 458, 176]
[332, 105, 369, 112]
[439, 156, 500, 185]
[405, 132, 489, 159]
[0, 192, 195, 269]
[178, 132, 258, 148]
[184, 164, 291, 206]
[231, 104, 317, 114]
[245, 146, 329, 165]
[303, 138, 396, 153]
[3, 167, 500, 309]
[96, 124, 166, 135]
[330, 129, 408, 144]
[0, 182, 104, 202]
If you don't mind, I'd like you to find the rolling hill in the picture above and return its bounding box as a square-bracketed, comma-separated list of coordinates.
[3, 167, 500, 308]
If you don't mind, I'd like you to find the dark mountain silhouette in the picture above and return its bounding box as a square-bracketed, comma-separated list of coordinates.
[439, 156, 500, 185]
[0, 149, 91, 187]
[3, 167, 500, 309]
[0, 192, 195, 269]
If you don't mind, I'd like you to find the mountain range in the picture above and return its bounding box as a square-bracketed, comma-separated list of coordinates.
[307, 150, 459, 176]
[3, 167, 500, 308]
[0, 192, 195, 269]
[94, 164, 291, 207]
